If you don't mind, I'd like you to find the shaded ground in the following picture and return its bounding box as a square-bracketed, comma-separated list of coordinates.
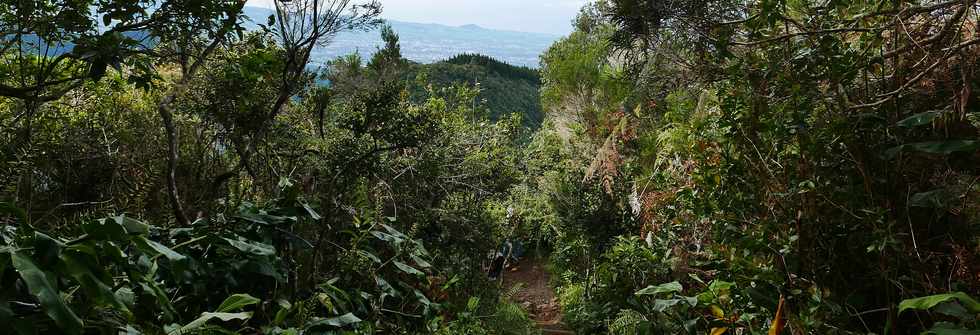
[501, 257, 573, 334]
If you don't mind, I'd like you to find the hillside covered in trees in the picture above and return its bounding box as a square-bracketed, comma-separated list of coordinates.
[1, 0, 979, 334]
[408, 54, 544, 129]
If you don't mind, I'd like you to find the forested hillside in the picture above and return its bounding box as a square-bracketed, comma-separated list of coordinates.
[1, 0, 979, 334]
[407, 54, 544, 129]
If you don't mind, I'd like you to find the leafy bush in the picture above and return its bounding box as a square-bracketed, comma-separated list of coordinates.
[0, 208, 288, 334]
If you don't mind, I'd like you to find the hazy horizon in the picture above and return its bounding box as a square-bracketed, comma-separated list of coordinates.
[245, 0, 584, 36]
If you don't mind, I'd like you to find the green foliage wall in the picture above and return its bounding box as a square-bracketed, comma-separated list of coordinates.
[525, 0, 980, 334]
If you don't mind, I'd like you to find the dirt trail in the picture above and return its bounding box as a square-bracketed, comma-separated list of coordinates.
[501, 257, 573, 334]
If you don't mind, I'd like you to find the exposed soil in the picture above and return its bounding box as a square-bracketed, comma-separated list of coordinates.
[500, 257, 573, 334]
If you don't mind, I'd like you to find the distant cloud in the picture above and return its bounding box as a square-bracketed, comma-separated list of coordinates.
[245, 0, 584, 35]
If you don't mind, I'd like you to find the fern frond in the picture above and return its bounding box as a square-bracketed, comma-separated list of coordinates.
[609, 309, 648, 335]
[503, 282, 526, 300]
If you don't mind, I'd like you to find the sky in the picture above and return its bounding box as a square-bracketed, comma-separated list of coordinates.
[246, 0, 586, 35]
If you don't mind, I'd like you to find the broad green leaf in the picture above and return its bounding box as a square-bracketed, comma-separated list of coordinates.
[0, 225, 16, 245]
[681, 295, 699, 307]
[709, 280, 735, 293]
[60, 250, 129, 314]
[414, 289, 431, 306]
[933, 301, 972, 319]
[301, 202, 322, 220]
[274, 300, 294, 325]
[113, 215, 150, 235]
[393, 261, 424, 276]
[121, 325, 140, 335]
[222, 237, 275, 256]
[376, 276, 397, 297]
[171, 312, 252, 335]
[651, 298, 684, 312]
[357, 250, 381, 264]
[216, 293, 260, 313]
[886, 141, 980, 158]
[82, 219, 128, 241]
[443, 274, 460, 290]
[636, 281, 683, 296]
[236, 211, 270, 225]
[381, 224, 408, 239]
[410, 254, 431, 268]
[900, 292, 980, 314]
[135, 237, 186, 262]
[115, 287, 135, 310]
[897, 111, 944, 128]
[11, 251, 83, 334]
[316, 292, 336, 312]
[371, 231, 401, 243]
[306, 313, 362, 328]
[236, 211, 291, 226]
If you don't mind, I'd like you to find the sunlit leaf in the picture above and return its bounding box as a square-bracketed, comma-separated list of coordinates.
[900, 292, 980, 314]
[135, 236, 186, 262]
[222, 237, 275, 256]
[710, 305, 726, 319]
[306, 313, 362, 328]
[636, 281, 683, 296]
[113, 215, 150, 235]
[651, 299, 684, 312]
[171, 312, 252, 335]
[301, 202, 322, 220]
[216, 293, 260, 313]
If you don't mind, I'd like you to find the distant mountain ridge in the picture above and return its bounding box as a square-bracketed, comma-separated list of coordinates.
[243, 6, 559, 68]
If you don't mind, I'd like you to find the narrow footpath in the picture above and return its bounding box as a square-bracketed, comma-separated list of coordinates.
[501, 257, 573, 334]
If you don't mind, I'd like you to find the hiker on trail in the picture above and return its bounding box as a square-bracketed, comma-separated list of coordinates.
[489, 249, 506, 279]
[489, 238, 525, 279]
[488, 207, 524, 279]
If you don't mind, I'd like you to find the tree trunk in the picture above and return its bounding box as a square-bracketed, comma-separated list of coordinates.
[158, 93, 191, 226]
